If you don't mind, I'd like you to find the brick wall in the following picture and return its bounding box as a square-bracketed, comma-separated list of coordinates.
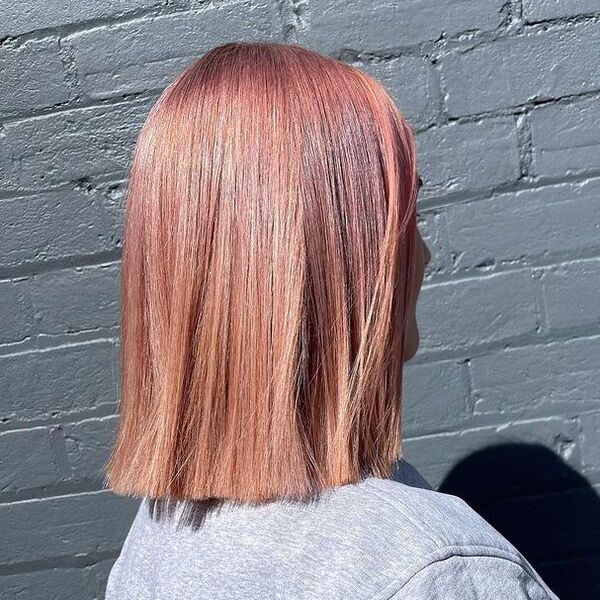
[1, 1, 598, 598]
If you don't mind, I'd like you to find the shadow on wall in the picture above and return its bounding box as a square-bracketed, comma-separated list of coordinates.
[438, 444, 600, 600]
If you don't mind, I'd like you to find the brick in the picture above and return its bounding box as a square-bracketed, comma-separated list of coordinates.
[296, 0, 505, 54]
[404, 417, 582, 489]
[359, 56, 438, 130]
[522, 0, 600, 22]
[471, 337, 600, 415]
[0, 568, 92, 600]
[69, 1, 279, 100]
[445, 179, 600, 270]
[0, 98, 153, 193]
[0, 184, 124, 269]
[0, 0, 167, 38]
[417, 270, 538, 353]
[0, 341, 119, 423]
[417, 211, 451, 274]
[402, 360, 469, 436]
[440, 23, 600, 116]
[0, 427, 58, 493]
[0, 278, 33, 344]
[31, 264, 120, 335]
[0, 37, 69, 117]
[63, 416, 117, 480]
[581, 411, 600, 472]
[89, 559, 117, 600]
[0, 491, 139, 564]
[531, 97, 600, 177]
[416, 118, 520, 198]
[541, 258, 600, 330]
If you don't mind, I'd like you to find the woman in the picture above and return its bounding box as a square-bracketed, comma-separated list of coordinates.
[105, 42, 559, 599]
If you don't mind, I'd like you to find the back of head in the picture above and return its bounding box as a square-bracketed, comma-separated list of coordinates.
[106, 42, 419, 503]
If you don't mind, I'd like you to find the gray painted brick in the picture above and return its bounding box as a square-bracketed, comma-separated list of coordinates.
[0, 184, 123, 269]
[418, 270, 538, 353]
[0, 37, 69, 117]
[417, 211, 451, 274]
[31, 264, 120, 335]
[63, 416, 117, 480]
[403, 360, 469, 436]
[471, 337, 600, 416]
[404, 417, 582, 489]
[541, 258, 600, 330]
[440, 23, 600, 116]
[0, 491, 139, 564]
[0, 279, 33, 344]
[522, 0, 600, 22]
[296, 0, 505, 54]
[0, 341, 118, 423]
[416, 117, 520, 198]
[581, 411, 600, 472]
[445, 179, 600, 270]
[0, 98, 153, 192]
[0, 568, 93, 600]
[89, 559, 117, 599]
[0, 0, 168, 37]
[0, 427, 58, 493]
[359, 56, 438, 130]
[531, 96, 600, 177]
[69, 1, 279, 100]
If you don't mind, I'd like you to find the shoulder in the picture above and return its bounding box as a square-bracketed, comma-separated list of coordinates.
[337, 476, 516, 555]
[341, 477, 558, 599]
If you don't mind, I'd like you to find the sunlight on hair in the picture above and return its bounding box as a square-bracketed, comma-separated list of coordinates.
[105, 42, 419, 503]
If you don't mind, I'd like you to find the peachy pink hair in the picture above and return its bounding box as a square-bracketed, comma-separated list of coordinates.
[106, 42, 419, 503]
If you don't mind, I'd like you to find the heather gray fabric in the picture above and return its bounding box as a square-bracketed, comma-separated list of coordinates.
[106, 460, 559, 599]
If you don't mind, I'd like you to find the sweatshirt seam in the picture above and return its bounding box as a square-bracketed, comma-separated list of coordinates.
[372, 545, 554, 600]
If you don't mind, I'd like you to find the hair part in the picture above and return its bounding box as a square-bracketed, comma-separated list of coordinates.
[105, 42, 419, 504]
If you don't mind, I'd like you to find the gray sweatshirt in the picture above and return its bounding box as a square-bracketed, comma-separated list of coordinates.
[105, 460, 559, 599]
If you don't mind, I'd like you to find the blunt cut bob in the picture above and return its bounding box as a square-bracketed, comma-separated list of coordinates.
[106, 42, 419, 504]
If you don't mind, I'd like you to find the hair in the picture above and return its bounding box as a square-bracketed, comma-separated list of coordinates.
[105, 41, 419, 505]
